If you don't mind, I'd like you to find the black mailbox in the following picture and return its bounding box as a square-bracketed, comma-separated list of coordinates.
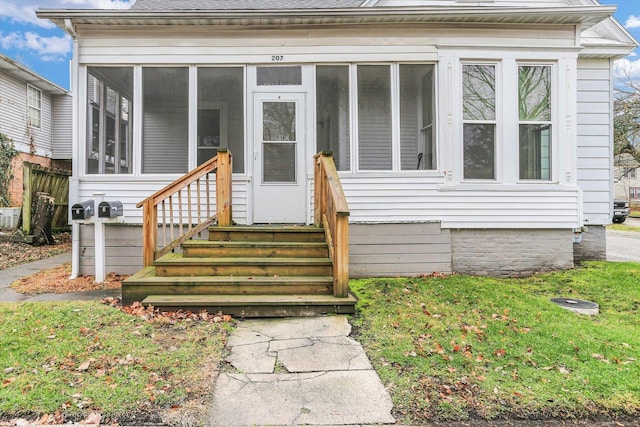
[98, 201, 123, 218]
[71, 200, 94, 220]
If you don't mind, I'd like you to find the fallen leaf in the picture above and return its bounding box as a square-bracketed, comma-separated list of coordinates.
[494, 349, 506, 357]
[77, 361, 91, 371]
[80, 412, 101, 425]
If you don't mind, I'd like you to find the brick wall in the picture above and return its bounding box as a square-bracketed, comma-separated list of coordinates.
[7, 153, 53, 207]
[451, 229, 574, 277]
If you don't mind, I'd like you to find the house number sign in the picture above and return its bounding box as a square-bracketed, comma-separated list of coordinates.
[271, 55, 284, 62]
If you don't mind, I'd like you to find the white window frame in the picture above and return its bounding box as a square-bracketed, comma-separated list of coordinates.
[27, 84, 42, 129]
[517, 62, 554, 182]
[460, 61, 499, 182]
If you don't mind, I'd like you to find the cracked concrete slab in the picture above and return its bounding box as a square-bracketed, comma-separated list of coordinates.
[277, 336, 372, 372]
[238, 316, 351, 340]
[227, 341, 276, 374]
[210, 315, 395, 426]
[210, 371, 395, 426]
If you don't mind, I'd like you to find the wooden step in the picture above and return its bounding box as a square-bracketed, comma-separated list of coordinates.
[141, 293, 358, 317]
[154, 253, 333, 277]
[121, 267, 333, 305]
[208, 226, 325, 243]
[182, 240, 329, 258]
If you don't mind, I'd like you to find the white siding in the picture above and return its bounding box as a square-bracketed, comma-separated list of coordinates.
[52, 93, 72, 159]
[339, 175, 580, 229]
[0, 71, 54, 157]
[75, 26, 575, 66]
[77, 177, 249, 224]
[576, 58, 612, 225]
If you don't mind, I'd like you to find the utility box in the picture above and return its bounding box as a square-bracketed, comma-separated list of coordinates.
[98, 200, 123, 218]
[71, 200, 94, 220]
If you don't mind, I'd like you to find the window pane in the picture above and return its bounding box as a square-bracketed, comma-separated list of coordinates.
[263, 143, 296, 183]
[142, 67, 188, 174]
[358, 65, 392, 170]
[463, 65, 495, 121]
[463, 124, 495, 180]
[316, 66, 350, 171]
[400, 64, 436, 170]
[87, 67, 133, 174]
[198, 67, 244, 172]
[263, 102, 296, 141]
[519, 124, 551, 180]
[519, 66, 551, 121]
[257, 66, 302, 85]
[27, 85, 41, 128]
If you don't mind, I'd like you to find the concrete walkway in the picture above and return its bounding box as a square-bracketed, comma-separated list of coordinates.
[210, 316, 395, 426]
[0, 252, 120, 303]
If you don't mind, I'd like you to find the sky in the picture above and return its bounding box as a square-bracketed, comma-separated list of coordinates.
[0, 0, 639, 91]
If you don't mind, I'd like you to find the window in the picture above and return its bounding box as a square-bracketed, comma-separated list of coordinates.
[316, 65, 350, 171]
[142, 67, 189, 174]
[519, 65, 551, 180]
[27, 85, 41, 129]
[257, 66, 302, 86]
[87, 67, 133, 174]
[630, 187, 640, 200]
[400, 64, 436, 170]
[198, 67, 244, 173]
[358, 65, 392, 170]
[462, 64, 496, 180]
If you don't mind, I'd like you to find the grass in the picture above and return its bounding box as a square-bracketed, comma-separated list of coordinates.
[0, 301, 231, 424]
[608, 223, 640, 232]
[350, 262, 640, 423]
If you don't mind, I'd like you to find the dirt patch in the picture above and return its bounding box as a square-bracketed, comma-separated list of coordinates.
[10, 262, 126, 295]
[0, 231, 71, 270]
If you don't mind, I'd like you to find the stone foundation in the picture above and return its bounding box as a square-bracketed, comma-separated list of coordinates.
[573, 225, 606, 262]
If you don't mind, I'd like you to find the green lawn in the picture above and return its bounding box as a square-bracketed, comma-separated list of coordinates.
[608, 223, 640, 232]
[350, 262, 640, 423]
[0, 301, 230, 424]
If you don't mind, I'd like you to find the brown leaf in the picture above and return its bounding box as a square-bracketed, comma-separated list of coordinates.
[80, 412, 101, 425]
[494, 349, 506, 357]
[2, 377, 16, 387]
[77, 360, 91, 371]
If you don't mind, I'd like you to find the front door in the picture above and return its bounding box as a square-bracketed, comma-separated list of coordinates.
[253, 92, 307, 223]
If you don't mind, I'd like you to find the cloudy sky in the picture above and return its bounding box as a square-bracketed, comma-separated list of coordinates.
[1, 0, 639, 90]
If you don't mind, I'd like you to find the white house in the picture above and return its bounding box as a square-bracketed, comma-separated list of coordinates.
[0, 54, 72, 220]
[38, 0, 636, 284]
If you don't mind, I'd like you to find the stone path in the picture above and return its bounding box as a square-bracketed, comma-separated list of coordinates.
[210, 316, 395, 426]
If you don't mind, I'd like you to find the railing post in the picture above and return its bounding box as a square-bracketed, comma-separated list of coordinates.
[334, 214, 349, 298]
[216, 149, 232, 227]
[142, 199, 158, 267]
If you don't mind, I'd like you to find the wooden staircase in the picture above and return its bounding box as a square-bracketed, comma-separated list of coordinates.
[123, 151, 354, 317]
[123, 225, 357, 317]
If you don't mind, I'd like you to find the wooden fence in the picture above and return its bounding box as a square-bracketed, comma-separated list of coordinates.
[22, 162, 71, 233]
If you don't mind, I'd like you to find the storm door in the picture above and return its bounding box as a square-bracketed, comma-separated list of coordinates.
[253, 92, 307, 223]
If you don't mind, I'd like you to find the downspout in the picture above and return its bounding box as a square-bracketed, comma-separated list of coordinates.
[65, 18, 81, 279]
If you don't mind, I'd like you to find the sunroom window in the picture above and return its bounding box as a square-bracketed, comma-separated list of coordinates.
[462, 64, 496, 180]
[142, 67, 188, 174]
[316, 65, 350, 171]
[400, 64, 436, 170]
[358, 65, 392, 170]
[87, 67, 133, 174]
[197, 67, 245, 173]
[518, 65, 551, 180]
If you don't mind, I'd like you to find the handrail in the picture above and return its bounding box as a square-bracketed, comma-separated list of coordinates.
[314, 151, 350, 298]
[139, 149, 232, 267]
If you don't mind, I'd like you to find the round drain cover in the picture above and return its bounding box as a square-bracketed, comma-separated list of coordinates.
[550, 298, 599, 316]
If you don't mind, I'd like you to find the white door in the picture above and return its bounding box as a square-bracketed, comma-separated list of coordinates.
[253, 92, 307, 223]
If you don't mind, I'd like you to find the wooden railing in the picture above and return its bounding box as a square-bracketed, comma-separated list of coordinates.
[137, 149, 232, 267]
[314, 152, 350, 298]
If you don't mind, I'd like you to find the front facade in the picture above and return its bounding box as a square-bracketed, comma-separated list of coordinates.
[39, 0, 636, 277]
[0, 54, 72, 209]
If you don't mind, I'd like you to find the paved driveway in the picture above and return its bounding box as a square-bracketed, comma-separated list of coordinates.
[607, 217, 640, 262]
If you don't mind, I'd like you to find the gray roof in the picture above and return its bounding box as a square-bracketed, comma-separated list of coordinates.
[130, 0, 365, 10]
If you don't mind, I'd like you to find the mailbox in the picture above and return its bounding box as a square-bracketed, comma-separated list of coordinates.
[71, 200, 94, 220]
[98, 200, 123, 218]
